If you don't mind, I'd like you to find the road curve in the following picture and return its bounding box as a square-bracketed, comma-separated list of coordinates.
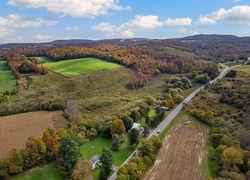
[109, 63, 230, 180]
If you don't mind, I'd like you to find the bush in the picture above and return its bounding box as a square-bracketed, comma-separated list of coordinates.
[195, 74, 210, 84]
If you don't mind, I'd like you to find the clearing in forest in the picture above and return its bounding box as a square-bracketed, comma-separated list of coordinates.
[144, 116, 207, 180]
[0, 61, 16, 92]
[0, 111, 66, 159]
[44, 57, 122, 77]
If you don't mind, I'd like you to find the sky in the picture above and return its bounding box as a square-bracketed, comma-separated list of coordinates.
[0, 0, 250, 43]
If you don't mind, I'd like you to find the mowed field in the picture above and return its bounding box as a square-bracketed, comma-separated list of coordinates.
[0, 111, 66, 159]
[44, 57, 122, 77]
[0, 61, 16, 92]
[144, 116, 207, 180]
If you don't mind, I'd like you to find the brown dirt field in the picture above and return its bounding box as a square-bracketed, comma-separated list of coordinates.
[0, 111, 66, 159]
[144, 117, 207, 180]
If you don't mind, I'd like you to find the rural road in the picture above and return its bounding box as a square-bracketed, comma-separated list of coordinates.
[109, 62, 238, 180]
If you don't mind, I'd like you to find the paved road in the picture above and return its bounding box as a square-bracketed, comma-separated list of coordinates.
[109, 63, 231, 180]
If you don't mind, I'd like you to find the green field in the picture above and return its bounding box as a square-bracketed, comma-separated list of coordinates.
[0, 61, 16, 92]
[164, 47, 197, 58]
[44, 57, 122, 77]
[12, 164, 63, 180]
[236, 65, 250, 74]
[80, 136, 134, 166]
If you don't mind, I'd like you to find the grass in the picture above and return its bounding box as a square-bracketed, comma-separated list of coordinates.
[235, 65, 250, 75]
[43, 57, 122, 77]
[0, 61, 16, 92]
[80, 137, 111, 160]
[163, 47, 197, 58]
[12, 164, 63, 180]
[205, 158, 219, 178]
[33, 56, 51, 63]
[80, 136, 134, 166]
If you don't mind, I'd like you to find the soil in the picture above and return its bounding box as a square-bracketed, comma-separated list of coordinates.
[0, 111, 66, 159]
[144, 117, 207, 180]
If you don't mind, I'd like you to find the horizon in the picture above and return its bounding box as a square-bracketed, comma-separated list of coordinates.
[1, 33, 250, 45]
[1, 0, 250, 43]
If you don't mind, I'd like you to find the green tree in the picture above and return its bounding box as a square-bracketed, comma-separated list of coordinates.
[129, 128, 140, 145]
[112, 134, 122, 151]
[0, 158, 7, 179]
[99, 148, 113, 179]
[122, 116, 134, 131]
[57, 137, 80, 178]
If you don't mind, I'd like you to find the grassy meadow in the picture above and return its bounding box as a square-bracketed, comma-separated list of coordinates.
[43, 57, 122, 77]
[235, 65, 250, 75]
[0, 61, 16, 92]
[80, 136, 134, 166]
[12, 164, 63, 180]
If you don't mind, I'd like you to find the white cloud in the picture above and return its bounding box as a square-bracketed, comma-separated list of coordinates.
[33, 34, 55, 42]
[197, 5, 250, 25]
[92, 15, 193, 38]
[166, 18, 192, 26]
[8, 0, 131, 18]
[0, 28, 13, 38]
[125, 15, 164, 29]
[0, 14, 55, 28]
[93, 15, 185, 38]
[66, 25, 80, 31]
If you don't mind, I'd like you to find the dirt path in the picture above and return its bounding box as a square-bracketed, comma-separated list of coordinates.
[144, 118, 207, 180]
[0, 111, 66, 159]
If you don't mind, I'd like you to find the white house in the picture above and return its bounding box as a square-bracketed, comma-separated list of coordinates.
[131, 123, 144, 133]
[90, 155, 100, 170]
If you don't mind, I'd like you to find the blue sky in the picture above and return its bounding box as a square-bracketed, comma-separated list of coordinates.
[0, 0, 250, 43]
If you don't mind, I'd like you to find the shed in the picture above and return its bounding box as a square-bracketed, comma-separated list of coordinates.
[90, 155, 100, 170]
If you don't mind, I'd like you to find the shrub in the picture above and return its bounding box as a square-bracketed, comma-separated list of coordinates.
[195, 74, 210, 84]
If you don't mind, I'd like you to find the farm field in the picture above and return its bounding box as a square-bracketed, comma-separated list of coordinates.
[235, 65, 250, 74]
[144, 115, 207, 180]
[0, 111, 66, 158]
[0, 61, 16, 92]
[43, 57, 122, 77]
[12, 164, 63, 180]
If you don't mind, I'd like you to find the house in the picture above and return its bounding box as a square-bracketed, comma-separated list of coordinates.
[90, 155, 100, 170]
[131, 123, 144, 133]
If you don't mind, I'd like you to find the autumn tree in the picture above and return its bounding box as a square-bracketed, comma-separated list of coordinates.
[7, 148, 23, 174]
[221, 147, 243, 170]
[26, 136, 46, 166]
[42, 128, 59, 161]
[111, 119, 125, 135]
[57, 137, 80, 178]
